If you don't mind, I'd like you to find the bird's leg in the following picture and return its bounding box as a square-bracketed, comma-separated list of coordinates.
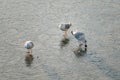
[64, 30, 68, 38]
[30, 49, 32, 54]
[79, 41, 83, 47]
[27, 49, 30, 53]
[63, 31, 66, 37]
[27, 49, 32, 54]
[65, 30, 67, 36]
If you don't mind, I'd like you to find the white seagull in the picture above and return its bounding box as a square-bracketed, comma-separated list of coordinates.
[71, 30, 87, 48]
[24, 40, 34, 54]
[59, 22, 72, 37]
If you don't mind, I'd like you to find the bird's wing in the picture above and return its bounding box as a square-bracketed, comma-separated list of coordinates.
[75, 32, 86, 42]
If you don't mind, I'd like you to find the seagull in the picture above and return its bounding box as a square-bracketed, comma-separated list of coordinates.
[24, 40, 34, 54]
[71, 30, 87, 49]
[59, 22, 72, 37]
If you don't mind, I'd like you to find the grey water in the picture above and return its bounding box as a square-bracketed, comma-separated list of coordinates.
[0, 0, 120, 80]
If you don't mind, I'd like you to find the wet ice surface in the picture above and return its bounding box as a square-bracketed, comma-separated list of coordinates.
[0, 0, 120, 80]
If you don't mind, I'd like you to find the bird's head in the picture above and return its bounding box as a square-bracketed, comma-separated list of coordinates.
[71, 30, 77, 35]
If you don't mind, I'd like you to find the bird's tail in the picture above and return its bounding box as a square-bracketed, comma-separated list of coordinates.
[85, 40, 87, 48]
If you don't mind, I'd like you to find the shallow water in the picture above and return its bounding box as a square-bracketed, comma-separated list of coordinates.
[0, 0, 120, 80]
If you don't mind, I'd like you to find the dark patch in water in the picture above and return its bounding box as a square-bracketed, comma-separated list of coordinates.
[73, 46, 87, 57]
[60, 37, 70, 48]
[25, 53, 34, 67]
[87, 52, 120, 80]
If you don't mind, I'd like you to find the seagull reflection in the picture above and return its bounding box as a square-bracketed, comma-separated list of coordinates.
[60, 37, 70, 48]
[25, 52, 34, 67]
[73, 46, 87, 57]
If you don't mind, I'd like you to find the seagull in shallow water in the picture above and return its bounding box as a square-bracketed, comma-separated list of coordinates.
[59, 22, 72, 37]
[71, 30, 87, 49]
[24, 40, 34, 54]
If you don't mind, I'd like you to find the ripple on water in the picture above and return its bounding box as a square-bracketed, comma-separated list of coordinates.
[86, 52, 120, 80]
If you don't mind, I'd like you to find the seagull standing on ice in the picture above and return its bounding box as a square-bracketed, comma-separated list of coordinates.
[24, 41, 34, 54]
[71, 30, 87, 49]
[59, 22, 72, 37]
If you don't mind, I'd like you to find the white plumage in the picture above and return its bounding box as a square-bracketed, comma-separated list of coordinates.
[71, 30, 87, 48]
[59, 22, 72, 37]
[59, 23, 71, 31]
[24, 41, 34, 53]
